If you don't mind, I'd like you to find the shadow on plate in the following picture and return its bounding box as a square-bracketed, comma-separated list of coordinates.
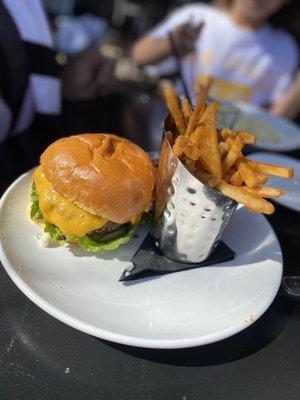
[101, 292, 294, 367]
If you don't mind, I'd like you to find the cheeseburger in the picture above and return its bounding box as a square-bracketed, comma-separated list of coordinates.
[30, 133, 156, 251]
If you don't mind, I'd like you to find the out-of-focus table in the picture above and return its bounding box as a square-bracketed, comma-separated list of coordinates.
[1, 132, 300, 399]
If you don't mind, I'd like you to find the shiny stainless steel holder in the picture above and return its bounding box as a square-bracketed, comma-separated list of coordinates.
[152, 117, 238, 264]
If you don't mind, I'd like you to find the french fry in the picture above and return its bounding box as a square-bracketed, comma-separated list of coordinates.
[195, 101, 222, 179]
[162, 84, 293, 216]
[256, 173, 268, 185]
[181, 98, 193, 124]
[223, 173, 232, 183]
[219, 141, 229, 157]
[190, 125, 212, 172]
[182, 155, 196, 172]
[184, 142, 201, 161]
[195, 158, 205, 170]
[230, 170, 243, 186]
[234, 169, 268, 185]
[195, 170, 220, 188]
[162, 82, 186, 134]
[235, 131, 256, 144]
[189, 125, 213, 173]
[217, 181, 275, 214]
[186, 82, 210, 136]
[247, 160, 294, 179]
[223, 168, 237, 183]
[189, 124, 204, 144]
[173, 135, 188, 157]
[236, 158, 259, 188]
[225, 136, 234, 147]
[222, 134, 244, 173]
[220, 128, 233, 141]
[242, 186, 284, 198]
[227, 168, 237, 177]
[220, 128, 255, 144]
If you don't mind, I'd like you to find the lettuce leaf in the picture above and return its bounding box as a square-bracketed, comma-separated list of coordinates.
[30, 183, 43, 220]
[44, 222, 66, 245]
[30, 184, 143, 251]
[77, 224, 136, 252]
[30, 184, 65, 246]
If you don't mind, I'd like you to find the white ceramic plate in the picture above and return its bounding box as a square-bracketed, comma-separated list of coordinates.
[218, 101, 300, 152]
[0, 171, 283, 349]
[249, 152, 300, 212]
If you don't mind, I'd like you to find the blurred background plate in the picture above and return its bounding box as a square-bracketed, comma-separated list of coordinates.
[249, 152, 300, 212]
[218, 102, 300, 152]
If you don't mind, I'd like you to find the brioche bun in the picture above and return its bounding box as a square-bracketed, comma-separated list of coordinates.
[40, 133, 156, 224]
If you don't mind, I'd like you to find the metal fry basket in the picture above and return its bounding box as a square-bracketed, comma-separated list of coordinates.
[152, 117, 238, 264]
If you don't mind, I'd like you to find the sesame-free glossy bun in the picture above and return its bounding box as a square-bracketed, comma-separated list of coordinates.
[40, 133, 156, 223]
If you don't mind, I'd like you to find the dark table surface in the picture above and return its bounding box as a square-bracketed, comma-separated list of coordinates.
[1, 130, 300, 400]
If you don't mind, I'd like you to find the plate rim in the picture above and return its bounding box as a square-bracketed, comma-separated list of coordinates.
[235, 102, 300, 152]
[0, 172, 283, 349]
[248, 151, 300, 212]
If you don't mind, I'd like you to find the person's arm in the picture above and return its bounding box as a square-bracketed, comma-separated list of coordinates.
[268, 33, 299, 119]
[132, 23, 203, 67]
[131, 36, 172, 67]
[270, 72, 300, 120]
[62, 45, 115, 102]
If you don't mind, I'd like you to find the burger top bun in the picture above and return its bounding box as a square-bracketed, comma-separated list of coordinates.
[40, 133, 156, 224]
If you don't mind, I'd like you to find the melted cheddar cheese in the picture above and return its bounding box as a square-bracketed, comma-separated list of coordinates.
[33, 166, 107, 237]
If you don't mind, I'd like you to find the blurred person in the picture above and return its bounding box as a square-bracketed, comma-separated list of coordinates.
[270, 71, 300, 120]
[0, 0, 114, 192]
[0, 0, 61, 142]
[132, 0, 299, 112]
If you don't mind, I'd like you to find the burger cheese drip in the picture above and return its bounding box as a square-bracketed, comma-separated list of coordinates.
[33, 166, 108, 237]
[33, 166, 143, 238]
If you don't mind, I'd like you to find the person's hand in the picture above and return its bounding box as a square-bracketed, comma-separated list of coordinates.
[270, 72, 300, 120]
[170, 22, 203, 57]
[62, 45, 115, 102]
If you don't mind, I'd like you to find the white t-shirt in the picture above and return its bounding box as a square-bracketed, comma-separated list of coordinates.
[149, 3, 298, 106]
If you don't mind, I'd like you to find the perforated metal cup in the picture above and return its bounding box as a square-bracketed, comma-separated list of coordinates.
[152, 118, 238, 264]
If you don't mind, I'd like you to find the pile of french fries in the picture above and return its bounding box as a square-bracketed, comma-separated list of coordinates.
[162, 81, 294, 215]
